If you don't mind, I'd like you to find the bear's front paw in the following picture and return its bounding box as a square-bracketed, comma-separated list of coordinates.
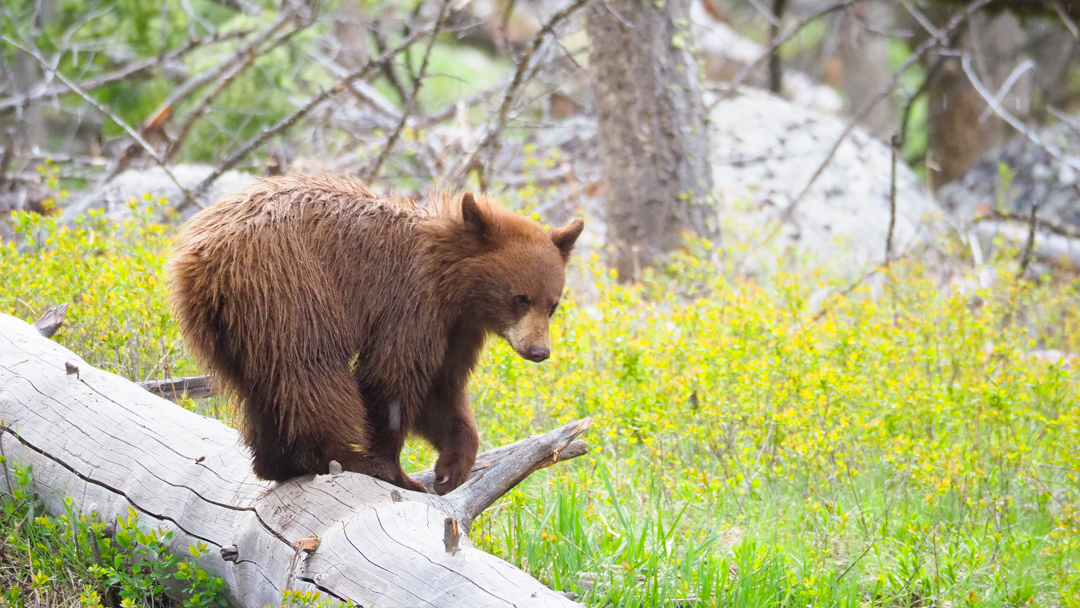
[434, 452, 475, 495]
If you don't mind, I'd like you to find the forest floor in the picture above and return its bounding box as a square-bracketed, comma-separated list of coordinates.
[1, 202, 1078, 607]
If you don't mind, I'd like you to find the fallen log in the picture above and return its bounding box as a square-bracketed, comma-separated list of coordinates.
[138, 374, 216, 400]
[0, 312, 590, 607]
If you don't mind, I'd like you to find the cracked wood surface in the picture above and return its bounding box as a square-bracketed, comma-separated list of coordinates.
[0, 313, 585, 607]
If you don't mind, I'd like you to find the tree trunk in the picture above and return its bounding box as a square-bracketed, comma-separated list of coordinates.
[923, 11, 1031, 189]
[0, 312, 590, 608]
[587, 0, 715, 282]
[827, 0, 897, 142]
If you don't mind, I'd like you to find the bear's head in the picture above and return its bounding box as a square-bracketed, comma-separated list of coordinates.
[454, 192, 583, 363]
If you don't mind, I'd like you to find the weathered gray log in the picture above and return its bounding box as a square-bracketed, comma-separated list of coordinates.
[0, 312, 590, 607]
[29, 303, 216, 401]
[138, 374, 216, 400]
[32, 303, 69, 338]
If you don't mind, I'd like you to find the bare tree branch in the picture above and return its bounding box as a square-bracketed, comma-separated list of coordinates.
[1054, 0, 1080, 39]
[369, 23, 412, 105]
[2, 35, 195, 206]
[207, 0, 263, 16]
[184, 21, 438, 208]
[707, 0, 865, 110]
[364, 0, 454, 183]
[732, 0, 995, 276]
[443, 0, 592, 189]
[960, 53, 1080, 172]
[121, 13, 312, 175]
[976, 58, 1035, 124]
[0, 30, 251, 114]
[885, 134, 899, 265]
[975, 209, 1080, 241]
[886, 53, 949, 266]
[956, 52, 1080, 279]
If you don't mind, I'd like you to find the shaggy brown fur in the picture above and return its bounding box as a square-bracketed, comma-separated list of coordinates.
[167, 175, 583, 494]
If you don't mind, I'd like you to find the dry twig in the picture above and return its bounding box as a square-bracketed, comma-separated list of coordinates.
[364, 0, 454, 182]
[0, 30, 251, 114]
[184, 23, 438, 208]
[443, 0, 592, 189]
[707, 0, 864, 109]
[2, 35, 195, 207]
[735, 0, 994, 273]
[111, 13, 299, 174]
[958, 52, 1080, 279]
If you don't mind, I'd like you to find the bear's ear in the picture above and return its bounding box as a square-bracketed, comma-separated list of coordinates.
[461, 192, 489, 238]
[550, 218, 584, 262]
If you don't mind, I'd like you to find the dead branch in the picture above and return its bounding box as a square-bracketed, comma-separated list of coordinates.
[364, 0, 455, 182]
[707, 0, 865, 109]
[207, 0, 263, 16]
[885, 135, 899, 265]
[32, 304, 69, 339]
[960, 54, 1080, 172]
[442, 0, 592, 189]
[412, 437, 590, 497]
[734, 0, 994, 273]
[974, 220, 1080, 269]
[138, 375, 215, 401]
[958, 52, 1080, 279]
[0, 30, 251, 115]
[369, 23, 412, 105]
[441, 418, 593, 526]
[785, 0, 993, 217]
[1, 36, 195, 207]
[975, 209, 1080, 241]
[111, 12, 297, 175]
[1054, 0, 1080, 39]
[184, 21, 439, 209]
[0, 128, 13, 192]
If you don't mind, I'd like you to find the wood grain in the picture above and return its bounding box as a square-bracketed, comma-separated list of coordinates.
[0, 313, 586, 607]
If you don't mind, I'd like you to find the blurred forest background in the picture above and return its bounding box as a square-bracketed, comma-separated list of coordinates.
[3, 0, 1080, 607]
[2, 0, 1079, 279]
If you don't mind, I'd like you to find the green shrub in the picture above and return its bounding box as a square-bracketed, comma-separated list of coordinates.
[0, 462, 227, 608]
[1, 206, 1078, 606]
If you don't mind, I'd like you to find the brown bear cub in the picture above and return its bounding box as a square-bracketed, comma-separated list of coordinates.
[167, 175, 583, 494]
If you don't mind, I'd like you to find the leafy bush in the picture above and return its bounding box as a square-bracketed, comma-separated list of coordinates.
[0, 461, 227, 608]
[1, 207, 1078, 607]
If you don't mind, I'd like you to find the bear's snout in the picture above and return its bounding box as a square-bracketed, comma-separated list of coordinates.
[503, 310, 552, 363]
[525, 345, 550, 362]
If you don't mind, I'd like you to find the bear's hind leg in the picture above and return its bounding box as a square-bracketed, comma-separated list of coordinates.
[336, 397, 428, 493]
[240, 355, 371, 482]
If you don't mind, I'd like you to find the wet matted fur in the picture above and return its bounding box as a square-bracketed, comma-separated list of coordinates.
[167, 175, 583, 494]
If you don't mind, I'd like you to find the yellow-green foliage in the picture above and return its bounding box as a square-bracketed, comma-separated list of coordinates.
[1, 208, 1078, 607]
[1, 200, 194, 382]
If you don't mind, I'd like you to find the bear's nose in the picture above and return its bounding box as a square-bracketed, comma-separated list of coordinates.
[525, 346, 550, 362]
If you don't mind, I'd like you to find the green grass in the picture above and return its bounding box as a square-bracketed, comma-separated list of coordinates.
[0, 460, 229, 608]
[2, 203, 1078, 607]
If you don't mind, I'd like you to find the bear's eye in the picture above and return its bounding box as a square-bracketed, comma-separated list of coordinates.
[514, 295, 530, 308]
[549, 302, 559, 317]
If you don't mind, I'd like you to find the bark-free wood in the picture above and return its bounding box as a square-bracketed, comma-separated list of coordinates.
[32, 303, 68, 338]
[0, 313, 588, 607]
[138, 375, 215, 400]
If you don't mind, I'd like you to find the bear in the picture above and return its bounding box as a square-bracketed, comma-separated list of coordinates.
[167, 174, 583, 494]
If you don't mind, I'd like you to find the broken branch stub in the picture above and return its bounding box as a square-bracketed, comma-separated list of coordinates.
[33, 303, 69, 338]
[0, 313, 587, 607]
